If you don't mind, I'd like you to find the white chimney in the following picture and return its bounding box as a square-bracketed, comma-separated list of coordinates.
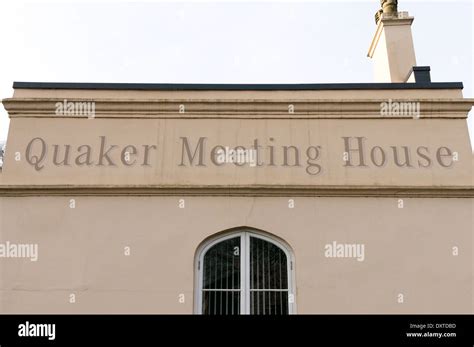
[367, 1, 417, 83]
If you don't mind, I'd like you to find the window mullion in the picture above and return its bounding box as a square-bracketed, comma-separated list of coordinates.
[240, 233, 246, 314]
[244, 232, 251, 315]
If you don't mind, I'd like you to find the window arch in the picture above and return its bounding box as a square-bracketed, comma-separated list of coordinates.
[195, 229, 295, 315]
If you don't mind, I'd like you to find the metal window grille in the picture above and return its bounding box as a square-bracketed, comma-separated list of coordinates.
[200, 232, 291, 315]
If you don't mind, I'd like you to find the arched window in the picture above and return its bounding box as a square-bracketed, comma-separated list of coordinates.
[196, 229, 295, 314]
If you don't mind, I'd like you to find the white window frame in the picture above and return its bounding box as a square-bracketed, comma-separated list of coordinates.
[194, 229, 296, 314]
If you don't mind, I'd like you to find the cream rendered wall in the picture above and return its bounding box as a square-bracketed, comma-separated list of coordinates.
[0, 196, 471, 313]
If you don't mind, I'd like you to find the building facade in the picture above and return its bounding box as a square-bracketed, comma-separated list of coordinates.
[0, 5, 473, 314]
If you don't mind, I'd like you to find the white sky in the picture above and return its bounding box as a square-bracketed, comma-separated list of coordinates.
[0, 0, 472, 148]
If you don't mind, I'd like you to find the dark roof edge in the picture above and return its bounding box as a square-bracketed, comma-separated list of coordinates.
[12, 81, 464, 91]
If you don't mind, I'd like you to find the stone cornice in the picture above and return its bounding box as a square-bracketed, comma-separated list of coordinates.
[0, 185, 473, 197]
[3, 98, 473, 118]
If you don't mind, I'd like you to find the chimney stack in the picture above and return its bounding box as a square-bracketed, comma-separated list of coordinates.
[368, 0, 417, 83]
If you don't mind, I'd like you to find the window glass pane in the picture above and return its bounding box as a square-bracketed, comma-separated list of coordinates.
[250, 237, 288, 289]
[250, 290, 288, 315]
[249, 236, 289, 315]
[203, 236, 240, 289]
[202, 290, 241, 315]
[202, 236, 241, 315]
